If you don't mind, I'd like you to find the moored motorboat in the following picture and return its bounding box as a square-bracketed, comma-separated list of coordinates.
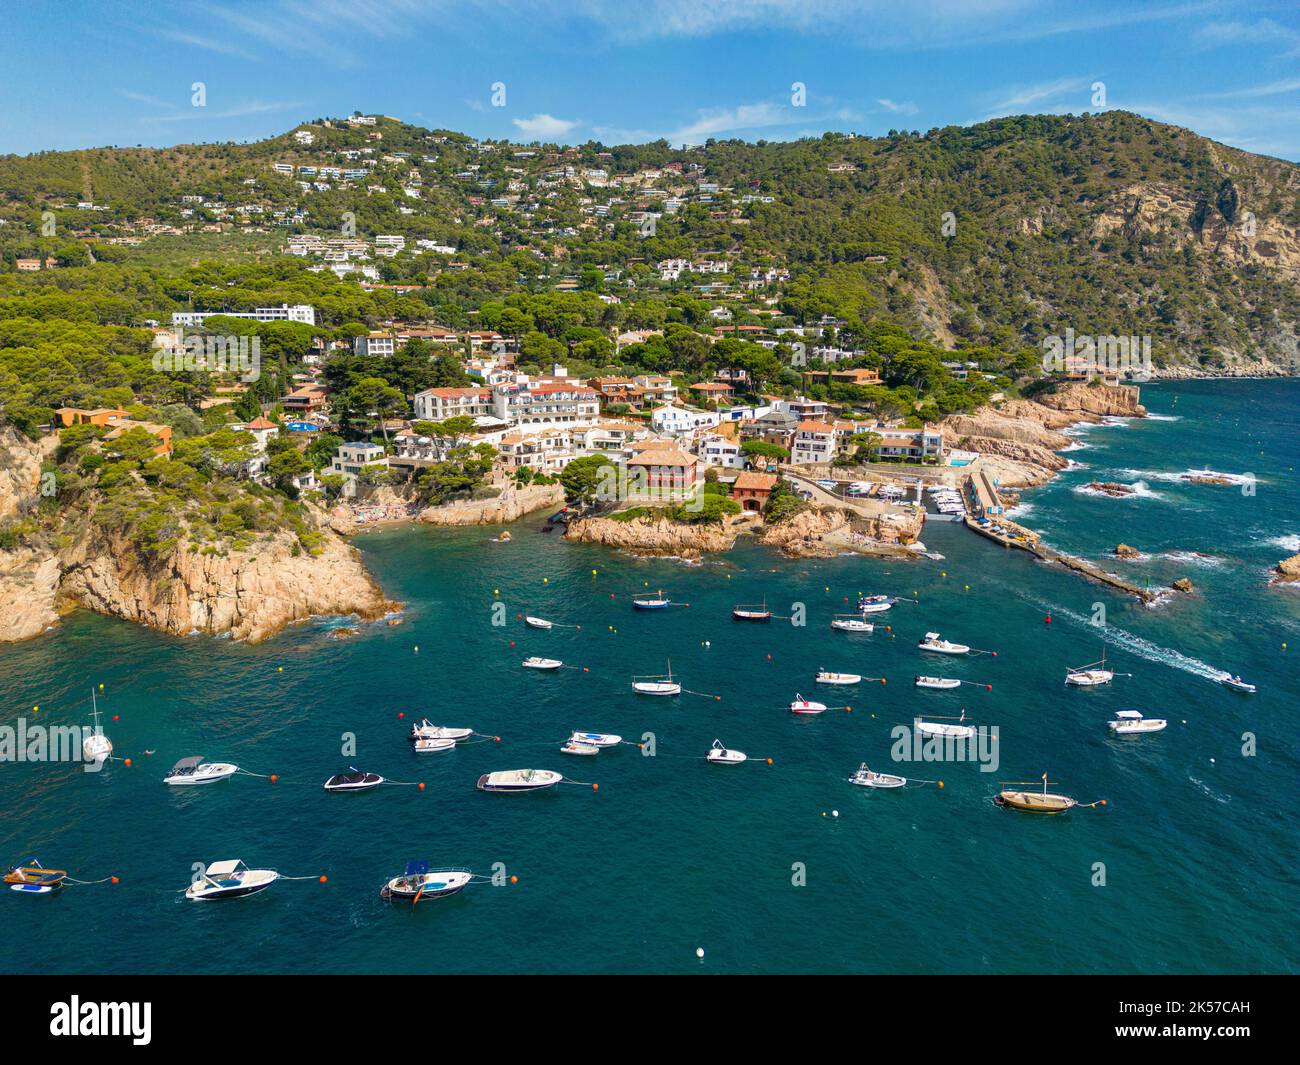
[409, 721, 472, 742]
[857, 594, 897, 614]
[915, 676, 961, 690]
[186, 859, 278, 901]
[848, 764, 906, 788]
[414, 737, 456, 754]
[831, 615, 873, 632]
[790, 694, 827, 715]
[476, 768, 563, 792]
[816, 671, 861, 685]
[1107, 710, 1168, 734]
[323, 768, 384, 792]
[568, 731, 622, 748]
[164, 756, 239, 785]
[5, 861, 68, 894]
[561, 741, 600, 756]
[918, 631, 970, 655]
[522, 656, 563, 670]
[525, 616, 553, 629]
[706, 739, 747, 764]
[915, 710, 976, 739]
[381, 862, 473, 902]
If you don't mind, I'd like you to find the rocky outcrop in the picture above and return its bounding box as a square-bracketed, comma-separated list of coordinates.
[1271, 553, 1300, 585]
[1087, 481, 1136, 497]
[1114, 543, 1142, 558]
[0, 426, 52, 522]
[758, 508, 851, 557]
[1031, 381, 1147, 419]
[1172, 577, 1195, 593]
[759, 505, 925, 558]
[565, 513, 737, 558]
[0, 546, 63, 641]
[418, 483, 564, 526]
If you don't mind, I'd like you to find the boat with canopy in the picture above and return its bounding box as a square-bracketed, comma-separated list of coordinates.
[186, 859, 278, 901]
[1107, 710, 1168, 734]
[380, 862, 474, 902]
[918, 632, 970, 655]
[706, 739, 747, 765]
[848, 764, 906, 789]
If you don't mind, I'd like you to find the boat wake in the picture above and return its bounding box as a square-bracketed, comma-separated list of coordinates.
[1188, 776, 1232, 806]
[1013, 596, 1231, 683]
[1160, 550, 1228, 568]
[1144, 413, 1181, 422]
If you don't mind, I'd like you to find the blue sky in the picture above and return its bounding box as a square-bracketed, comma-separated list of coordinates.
[3, 1, 1299, 159]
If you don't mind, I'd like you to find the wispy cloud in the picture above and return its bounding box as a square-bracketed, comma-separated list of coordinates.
[877, 98, 918, 115]
[1194, 18, 1300, 58]
[120, 89, 304, 125]
[512, 113, 582, 138]
[1201, 78, 1300, 100]
[155, 29, 259, 61]
[978, 76, 1097, 121]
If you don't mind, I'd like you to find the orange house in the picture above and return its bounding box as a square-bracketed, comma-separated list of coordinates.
[731, 471, 777, 512]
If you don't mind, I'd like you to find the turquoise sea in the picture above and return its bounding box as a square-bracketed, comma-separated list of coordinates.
[1, 379, 1297, 974]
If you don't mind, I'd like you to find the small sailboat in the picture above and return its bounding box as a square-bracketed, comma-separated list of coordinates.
[995, 775, 1087, 814]
[632, 660, 682, 696]
[164, 756, 239, 785]
[561, 741, 600, 756]
[5, 861, 68, 894]
[848, 764, 906, 789]
[831, 615, 874, 632]
[1066, 648, 1123, 686]
[732, 601, 773, 621]
[568, 731, 622, 748]
[918, 631, 970, 655]
[790, 694, 827, 715]
[476, 768, 563, 792]
[632, 590, 672, 609]
[1108, 710, 1168, 734]
[915, 676, 961, 690]
[524, 616, 553, 629]
[186, 859, 278, 901]
[915, 710, 977, 739]
[381, 861, 473, 902]
[1219, 674, 1256, 693]
[522, 656, 563, 670]
[82, 690, 112, 765]
[706, 739, 747, 765]
[323, 768, 384, 792]
[409, 721, 472, 742]
[414, 737, 456, 754]
[816, 671, 861, 685]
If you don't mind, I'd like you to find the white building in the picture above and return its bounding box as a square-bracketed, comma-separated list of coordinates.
[171, 304, 316, 328]
[696, 434, 744, 469]
[651, 404, 721, 437]
[791, 420, 837, 466]
[330, 442, 389, 498]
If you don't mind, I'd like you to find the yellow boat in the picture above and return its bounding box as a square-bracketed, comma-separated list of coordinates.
[5, 860, 68, 893]
[995, 774, 1103, 814]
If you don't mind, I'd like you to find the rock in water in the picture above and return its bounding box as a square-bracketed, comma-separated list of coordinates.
[1114, 543, 1142, 558]
[1172, 577, 1194, 593]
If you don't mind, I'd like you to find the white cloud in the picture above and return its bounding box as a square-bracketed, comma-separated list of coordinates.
[877, 98, 918, 115]
[512, 113, 581, 138]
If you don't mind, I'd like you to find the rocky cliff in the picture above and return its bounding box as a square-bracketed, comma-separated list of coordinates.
[419, 483, 564, 526]
[565, 513, 738, 558]
[0, 429, 397, 645]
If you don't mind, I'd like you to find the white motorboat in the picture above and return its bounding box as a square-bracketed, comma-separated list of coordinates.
[816, 671, 861, 685]
[82, 690, 112, 765]
[633, 661, 682, 695]
[525, 616, 553, 629]
[915, 676, 961, 690]
[915, 711, 977, 739]
[706, 739, 747, 765]
[1219, 674, 1256, 693]
[186, 859, 278, 901]
[381, 862, 473, 902]
[164, 756, 239, 785]
[831, 616, 874, 632]
[918, 631, 970, 655]
[561, 741, 600, 756]
[522, 656, 563, 670]
[790, 694, 827, 715]
[323, 768, 385, 792]
[858, 600, 895, 615]
[568, 731, 622, 748]
[476, 769, 563, 792]
[414, 737, 456, 754]
[848, 764, 906, 788]
[1107, 710, 1168, 735]
[409, 721, 472, 742]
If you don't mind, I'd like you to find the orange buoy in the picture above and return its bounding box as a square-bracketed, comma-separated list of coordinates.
[398, 711, 405, 719]
[110, 876, 119, 884]
[418, 782, 425, 791]
[270, 774, 278, 783]
[938, 781, 945, 789]
[592, 783, 599, 791]
[510, 875, 518, 884]
[123, 758, 132, 767]
[319, 875, 328, 883]
[766, 758, 774, 765]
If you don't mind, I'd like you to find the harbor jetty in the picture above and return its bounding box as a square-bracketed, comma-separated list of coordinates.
[962, 470, 1158, 602]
